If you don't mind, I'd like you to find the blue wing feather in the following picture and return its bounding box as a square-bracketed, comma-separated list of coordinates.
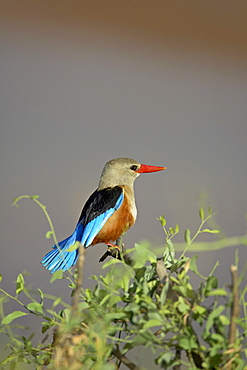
[41, 222, 83, 273]
[81, 207, 117, 247]
[41, 188, 124, 273]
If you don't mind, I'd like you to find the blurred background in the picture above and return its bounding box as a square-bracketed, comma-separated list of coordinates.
[1, 1, 247, 368]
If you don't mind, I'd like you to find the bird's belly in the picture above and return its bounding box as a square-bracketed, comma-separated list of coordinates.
[92, 197, 135, 245]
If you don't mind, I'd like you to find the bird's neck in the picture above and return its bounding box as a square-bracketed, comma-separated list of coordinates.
[124, 184, 137, 221]
[98, 177, 135, 190]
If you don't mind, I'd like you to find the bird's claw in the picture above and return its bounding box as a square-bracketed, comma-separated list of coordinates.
[99, 244, 121, 262]
[106, 243, 121, 250]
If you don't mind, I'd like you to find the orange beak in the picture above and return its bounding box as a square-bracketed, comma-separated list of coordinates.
[136, 164, 166, 173]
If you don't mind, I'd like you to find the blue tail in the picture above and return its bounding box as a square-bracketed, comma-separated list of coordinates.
[41, 224, 83, 273]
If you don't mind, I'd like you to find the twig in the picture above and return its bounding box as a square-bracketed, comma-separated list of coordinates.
[119, 243, 133, 265]
[12, 195, 59, 247]
[229, 265, 239, 345]
[225, 265, 240, 370]
[52, 244, 86, 368]
[173, 349, 181, 370]
[112, 348, 140, 370]
[72, 243, 86, 314]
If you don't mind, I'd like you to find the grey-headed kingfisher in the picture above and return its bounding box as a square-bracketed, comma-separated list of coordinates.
[42, 158, 165, 273]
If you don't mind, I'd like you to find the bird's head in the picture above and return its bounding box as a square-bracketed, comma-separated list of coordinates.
[98, 158, 166, 188]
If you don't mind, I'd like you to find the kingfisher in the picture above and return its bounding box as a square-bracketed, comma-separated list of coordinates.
[41, 158, 165, 273]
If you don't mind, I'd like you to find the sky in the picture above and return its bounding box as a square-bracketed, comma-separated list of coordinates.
[1, 3, 247, 368]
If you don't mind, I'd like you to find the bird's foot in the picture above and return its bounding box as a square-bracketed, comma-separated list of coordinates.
[106, 243, 121, 250]
[99, 243, 121, 262]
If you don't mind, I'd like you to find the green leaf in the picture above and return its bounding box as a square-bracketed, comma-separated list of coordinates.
[52, 296, 63, 308]
[63, 308, 72, 322]
[2, 311, 28, 324]
[210, 333, 224, 342]
[170, 258, 188, 273]
[27, 302, 44, 314]
[99, 294, 111, 307]
[156, 352, 173, 366]
[12, 197, 19, 206]
[50, 269, 63, 283]
[199, 208, 205, 221]
[193, 305, 207, 316]
[143, 319, 163, 330]
[189, 255, 205, 278]
[204, 305, 225, 336]
[30, 195, 40, 199]
[41, 324, 51, 334]
[102, 258, 123, 269]
[100, 364, 116, 370]
[109, 295, 122, 307]
[45, 230, 53, 239]
[201, 229, 220, 234]
[177, 297, 190, 313]
[0, 353, 18, 365]
[173, 283, 194, 299]
[0, 274, 2, 282]
[148, 252, 157, 264]
[219, 315, 230, 325]
[178, 336, 198, 350]
[148, 312, 163, 322]
[133, 243, 157, 268]
[105, 312, 127, 321]
[169, 227, 174, 234]
[184, 229, 191, 245]
[65, 241, 81, 252]
[119, 274, 131, 292]
[125, 334, 147, 348]
[38, 288, 44, 304]
[206, 288, 227, 297]
[157, 215, 166, 227]
[164, 240, 175, 268]
[160, 280, 169, 306]
[204, 275, 220, 297]
[16, 273, 25, 295]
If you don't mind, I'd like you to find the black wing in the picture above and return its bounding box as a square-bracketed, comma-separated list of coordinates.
[77, 186, 124, 226]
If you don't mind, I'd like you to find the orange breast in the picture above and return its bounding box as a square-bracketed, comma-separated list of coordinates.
[92, 194, 135, 245]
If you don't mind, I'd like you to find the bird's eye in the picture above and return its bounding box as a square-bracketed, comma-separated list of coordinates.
[130, 165, 138, 171]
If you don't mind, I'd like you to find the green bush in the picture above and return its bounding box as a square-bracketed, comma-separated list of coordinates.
[0, 196, 247, 369]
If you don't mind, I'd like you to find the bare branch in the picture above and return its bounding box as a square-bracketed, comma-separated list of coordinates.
[52, 244, 86, 368]
[72, 243, 86, 314]
[173, 348, 181, 370]
[229, 265, 240, 345]
[112, 348, 140, 370]
[225, 265, 240, 370]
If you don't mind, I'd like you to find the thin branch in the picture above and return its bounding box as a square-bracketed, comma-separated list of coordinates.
[72, 243, 86, 315]
[225, 265, 240, 370]
[52, 244, 86, 368]
[112, 348, 140, 370]
[12, 195, 59, 246]
[173, 349, 181, 370]
[229, 265, 239, 345]
[119, 243, 133, 265]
